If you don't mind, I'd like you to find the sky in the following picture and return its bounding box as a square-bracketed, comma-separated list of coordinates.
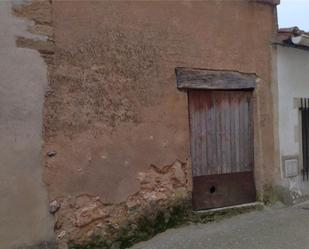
[278, 0, 309, 31]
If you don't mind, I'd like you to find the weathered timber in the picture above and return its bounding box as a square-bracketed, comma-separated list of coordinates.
[188, 90, 254, 177]
[188, 90, 255, 210]
[175, 67, 257, 90]
[192, 172, 256, 210]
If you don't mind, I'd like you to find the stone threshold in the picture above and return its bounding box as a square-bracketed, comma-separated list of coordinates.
[194, 202, 264, 214]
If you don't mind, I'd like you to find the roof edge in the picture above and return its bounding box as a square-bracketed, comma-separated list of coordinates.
[255, 0, 280, 6]
[273, 42, 309, 53]
[276, 27, 309, 50]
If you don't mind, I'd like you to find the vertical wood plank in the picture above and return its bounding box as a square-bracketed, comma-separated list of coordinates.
[243, 94, 249, 171]
[248, 95, 254, 169]
[239, 93, 245, 172]
[234, 92, 241, 172]
[206, 93, 215, 175]
[221, 91, 227, 174]
[189, 90, 253, 177]
[214, 92, 222, 174]
[224, 92, 232, 174]
[229, 93, 237, 172]
[200, 91, 207, 176]
[195, 91, 202, 176]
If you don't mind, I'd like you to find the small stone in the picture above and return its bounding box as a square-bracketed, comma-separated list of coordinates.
[75, 203, 108, 227]
[172, 161, 186, 183]
[96, 222, 103, 228]
[111, 241, 121, 249]
[57, 230, 66, 240]
[47, 151, 57, 157]
[126, 197, 140, 209]
[49, 200, 60, 214]
[86, 230, 94, 237]
[54, 220, 62, 230]
[111, 222, 119, 229]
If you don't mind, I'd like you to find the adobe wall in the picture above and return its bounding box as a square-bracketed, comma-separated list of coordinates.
[42, 1, 279, 246]
[13, 0, 279, 247]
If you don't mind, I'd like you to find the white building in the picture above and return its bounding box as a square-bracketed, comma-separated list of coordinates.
[275, 27, 309, 202]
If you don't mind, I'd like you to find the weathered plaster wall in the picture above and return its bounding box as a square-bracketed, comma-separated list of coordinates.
[41, 0, 278, 246]
[276, 46, 309, 202]
[0, 1, 54, 248]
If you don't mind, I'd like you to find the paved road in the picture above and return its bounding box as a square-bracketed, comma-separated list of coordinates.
[130, 203, 309, 249]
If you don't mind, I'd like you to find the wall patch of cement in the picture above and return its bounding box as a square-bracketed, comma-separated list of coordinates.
[0, 1, 54, 248]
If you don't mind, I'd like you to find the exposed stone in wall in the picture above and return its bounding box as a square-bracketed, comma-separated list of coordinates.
[13, 0, 56, 111]
[13, 0, 52, 26]
[13, 0, 55, 64]
[50, 160, 190, 249]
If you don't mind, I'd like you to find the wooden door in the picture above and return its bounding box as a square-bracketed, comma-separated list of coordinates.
[189, 90, 256, 210]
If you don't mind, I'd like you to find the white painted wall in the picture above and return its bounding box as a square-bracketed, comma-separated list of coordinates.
[277, 45, 309, 201]
[278, 46, 309, 159]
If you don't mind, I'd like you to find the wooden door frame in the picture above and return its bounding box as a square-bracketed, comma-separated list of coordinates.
[175, 67, 258, 210]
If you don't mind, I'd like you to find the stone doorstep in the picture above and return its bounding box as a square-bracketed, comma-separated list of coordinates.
[193, 202, 264, 214]
[293, 197, 309, 209]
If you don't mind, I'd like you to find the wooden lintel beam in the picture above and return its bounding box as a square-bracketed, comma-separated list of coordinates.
[175, 68, 257, 90]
